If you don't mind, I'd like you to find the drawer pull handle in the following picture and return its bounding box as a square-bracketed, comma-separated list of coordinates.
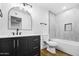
[14, 40, 15, 48]
[17, 40, 19, 47]
[33, 39, 38, 41]
[33, 47, 38, 49]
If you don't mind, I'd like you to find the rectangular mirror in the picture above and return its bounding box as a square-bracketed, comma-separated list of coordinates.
[11, 16, 22, 29]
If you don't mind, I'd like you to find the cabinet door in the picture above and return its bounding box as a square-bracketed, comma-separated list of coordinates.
[16, 37, 30, 56]
[16, 36, 40, 56]
[0, 39, 15, 56]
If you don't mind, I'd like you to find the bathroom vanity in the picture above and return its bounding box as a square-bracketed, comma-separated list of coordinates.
[0, 35, 40, 56]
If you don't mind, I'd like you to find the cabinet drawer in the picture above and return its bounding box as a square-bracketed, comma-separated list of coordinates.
[31, 42, 40, 47]
[32, 46, 40, 54]
[31, 36, 40, 42]
[31, 39, 40, 46]
[32, 49, 40, 56]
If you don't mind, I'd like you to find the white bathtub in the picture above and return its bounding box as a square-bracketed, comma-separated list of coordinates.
[52, 39, 79, 56]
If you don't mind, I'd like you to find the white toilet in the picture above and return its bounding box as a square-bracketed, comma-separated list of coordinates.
[44, 40, 57, 54]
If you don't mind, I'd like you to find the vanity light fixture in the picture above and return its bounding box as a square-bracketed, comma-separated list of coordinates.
[22, 3, 32, 8]
[40, 23, 47, 25]
[19, 3, 32, 13]
[0, 9, 3, 18]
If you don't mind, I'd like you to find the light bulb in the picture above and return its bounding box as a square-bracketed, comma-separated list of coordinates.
[62, 6, 67, 10]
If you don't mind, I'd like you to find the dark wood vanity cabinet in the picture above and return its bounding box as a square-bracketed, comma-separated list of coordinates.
[0, 35, 40, 56]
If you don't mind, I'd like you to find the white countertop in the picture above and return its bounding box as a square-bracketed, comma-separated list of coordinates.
[0, 34, 40, 38]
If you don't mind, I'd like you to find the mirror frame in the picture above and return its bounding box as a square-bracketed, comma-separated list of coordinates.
[8, 7, 32, 30]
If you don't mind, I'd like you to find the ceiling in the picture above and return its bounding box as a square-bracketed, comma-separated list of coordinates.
[32, 3, 79, 14]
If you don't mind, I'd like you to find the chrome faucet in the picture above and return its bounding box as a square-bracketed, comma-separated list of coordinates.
[16, 28, 19, 35]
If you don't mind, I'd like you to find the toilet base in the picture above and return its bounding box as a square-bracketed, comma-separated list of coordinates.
[47, 46, 56, 54]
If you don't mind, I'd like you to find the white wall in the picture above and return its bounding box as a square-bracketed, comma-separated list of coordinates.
[50, 7, 79, 42]
[0, 3, 49, 49]
[32, 4, 49, 49]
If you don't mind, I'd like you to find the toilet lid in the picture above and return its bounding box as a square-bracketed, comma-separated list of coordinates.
[47, 41, 57, 46]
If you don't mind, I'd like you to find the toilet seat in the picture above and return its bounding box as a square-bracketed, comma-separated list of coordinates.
[45, 41, 57, 46]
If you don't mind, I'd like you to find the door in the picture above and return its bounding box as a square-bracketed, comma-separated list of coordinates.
[16, 37, 30, 56]
[49, 11, 56, 39]
[0, 38, 15, 56]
